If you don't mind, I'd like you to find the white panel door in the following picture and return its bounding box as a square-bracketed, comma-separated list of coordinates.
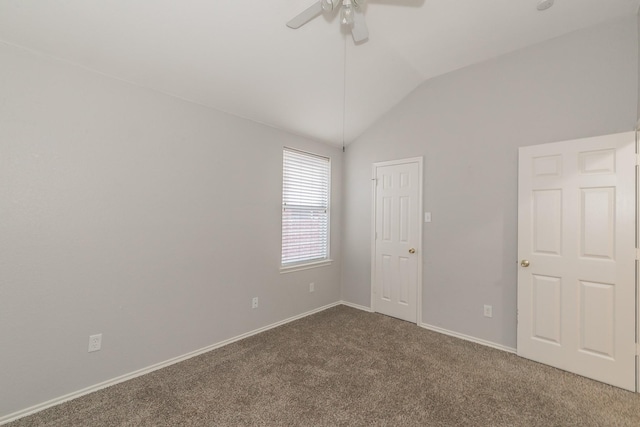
[517, 132, 636, 391]
[372, 159, 421, 323]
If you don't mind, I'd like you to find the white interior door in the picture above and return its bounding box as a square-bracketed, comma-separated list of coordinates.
[372, 158, 422, 323]
[517, 132, 636, 391]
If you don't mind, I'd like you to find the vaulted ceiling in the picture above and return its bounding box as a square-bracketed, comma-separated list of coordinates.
[0, 1, 638, 145]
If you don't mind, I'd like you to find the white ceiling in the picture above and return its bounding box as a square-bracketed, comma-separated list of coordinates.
[0, 0, 638, 145]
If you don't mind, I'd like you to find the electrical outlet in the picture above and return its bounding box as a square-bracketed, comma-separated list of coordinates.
[252, 297, 259, 309]
[88, 334, 102, 352]
[309, 282, 315, 293]
[483, 305, 493, 318]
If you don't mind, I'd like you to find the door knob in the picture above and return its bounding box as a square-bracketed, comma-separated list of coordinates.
[409, 248, 416, 254]
[520, 260, 530, 267]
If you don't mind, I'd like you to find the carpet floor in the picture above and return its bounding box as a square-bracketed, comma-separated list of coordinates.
[8, 305, 640, 426]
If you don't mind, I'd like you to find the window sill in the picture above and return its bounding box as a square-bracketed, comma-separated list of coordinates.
[280, 259, 333, 274]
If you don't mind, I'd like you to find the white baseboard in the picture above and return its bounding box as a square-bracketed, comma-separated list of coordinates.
[342, 304, 516, 355]
[2, 302, 520, 424]
[0, 301, 342, 425]
[339, 300, 373, 312]
[420, 323, 517, 354]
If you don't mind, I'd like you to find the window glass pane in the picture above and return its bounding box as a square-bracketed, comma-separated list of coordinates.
[282, 149, 330, 265]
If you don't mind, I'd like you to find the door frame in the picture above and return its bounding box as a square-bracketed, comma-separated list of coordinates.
[636, 125, 640, 393]
[370, 157, 423, 325]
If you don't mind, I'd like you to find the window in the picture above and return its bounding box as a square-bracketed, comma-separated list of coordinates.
[281, 148, 331, 268]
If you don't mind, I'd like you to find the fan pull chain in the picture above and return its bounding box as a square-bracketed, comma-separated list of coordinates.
[342, 35, 347, 153]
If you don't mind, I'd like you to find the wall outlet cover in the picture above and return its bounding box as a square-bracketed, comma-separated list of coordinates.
[483, 305, 493, 318]
[88, 334, 102, 352]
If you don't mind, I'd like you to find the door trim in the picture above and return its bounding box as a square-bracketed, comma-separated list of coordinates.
[370, 157, 423, 325]
[636, 127, 640, 394]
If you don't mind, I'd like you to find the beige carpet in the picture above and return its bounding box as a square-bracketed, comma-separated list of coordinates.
[8, 305, 640, 426]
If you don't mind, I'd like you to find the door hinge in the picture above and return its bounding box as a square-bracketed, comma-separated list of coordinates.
[636, 248, 640, 260]
[636, 154, 640, 167]
[636, 343, 640, 356]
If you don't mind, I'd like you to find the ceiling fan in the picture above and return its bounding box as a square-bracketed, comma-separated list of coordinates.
[287, 0, 370, 43]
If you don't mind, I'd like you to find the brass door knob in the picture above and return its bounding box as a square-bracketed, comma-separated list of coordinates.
[409, 248, 416, 254]
[521, 260, 530, 267]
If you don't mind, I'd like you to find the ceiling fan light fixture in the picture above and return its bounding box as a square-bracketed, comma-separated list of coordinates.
[341, 0, 355, 25]
[287, 0, 369, 42]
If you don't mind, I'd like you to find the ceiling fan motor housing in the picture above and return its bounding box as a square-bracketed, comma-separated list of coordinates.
[287, 0, 369, 42]
[322, 0, 339, 12]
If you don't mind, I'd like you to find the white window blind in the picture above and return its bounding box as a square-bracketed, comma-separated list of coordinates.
[282, 148, 330, 266]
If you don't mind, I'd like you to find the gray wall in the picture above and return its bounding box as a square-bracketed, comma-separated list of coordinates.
[342, 17, 638, 349]
[0, 42, 342, 417]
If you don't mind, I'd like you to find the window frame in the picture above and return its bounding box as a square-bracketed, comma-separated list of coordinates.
[280, 147, 332, 273]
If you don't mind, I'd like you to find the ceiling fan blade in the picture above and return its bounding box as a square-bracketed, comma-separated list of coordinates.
[351, 9, 369, 42]
[287, 1, 323, 29]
